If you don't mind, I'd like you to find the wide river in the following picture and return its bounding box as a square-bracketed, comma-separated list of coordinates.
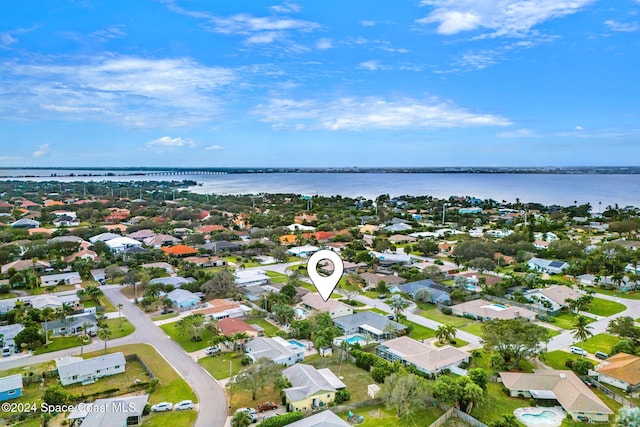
[1, 170, 638, 208]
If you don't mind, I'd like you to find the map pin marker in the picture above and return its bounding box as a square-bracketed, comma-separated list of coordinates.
[307, 250, 344, 301]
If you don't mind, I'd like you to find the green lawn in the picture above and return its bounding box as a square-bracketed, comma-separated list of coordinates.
[594, 288, 640, 300]
[309, 353, 375, 402]
[102, 318, 135, 339]
[587, 297, 626, 317]
[265, 270, 288, 283]
[405, 321, 436, 340]
[34, 336, 86, 355]
[0, 292, 18, 300]
[459, 322, 485, 337]
[543, 350, 573, 370]
[336, 403, 444, 427]
[246, 318, 281, 337]
[151, 312, 179, 321]
[198, 352, 244, 379]
[471, 382, 529, 426]
[549, 312, 595, 330]
[161, 322, 217, 352]
[419, 304, 474, 328]
[99, 295, 117, 313]
[370, 308, 388, 315]
[434, 337, 469, 348]
[575, 333, 620, 354]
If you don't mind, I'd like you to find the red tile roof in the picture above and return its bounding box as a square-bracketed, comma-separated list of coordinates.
[161, 244, 199, 256]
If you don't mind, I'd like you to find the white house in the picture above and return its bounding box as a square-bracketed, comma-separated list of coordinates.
[287, 245, 321, 258]
[104, 237, 143, 253]
[166, 289, 201, 308]
[525, 285, 579, 313]
[53, 215, 80, 227]
[592, 352, 640, 393]
[527, 258, 569, 275]
[244, 337, 304, 366]
[234, 269, 269, 287]
[56, 352, 126, 386]
[40, 272, 82, 287]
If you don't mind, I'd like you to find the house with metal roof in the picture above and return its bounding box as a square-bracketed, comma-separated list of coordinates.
[332, 311, 407, 341]
[56, 352, 126, 386]
[282, 364, 346, 412]
[0, 374, 23, 402]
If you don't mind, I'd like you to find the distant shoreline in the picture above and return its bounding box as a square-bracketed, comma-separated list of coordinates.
[0, 166, 639, 178]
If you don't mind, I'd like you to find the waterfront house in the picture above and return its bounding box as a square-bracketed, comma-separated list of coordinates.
[56, 352, 126, 386]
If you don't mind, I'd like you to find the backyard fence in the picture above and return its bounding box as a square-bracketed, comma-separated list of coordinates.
[429, 407, 489, 427]
[126, 353, 155, 379]
[332, 398, 382, 414]
[587, 376, 636, 408]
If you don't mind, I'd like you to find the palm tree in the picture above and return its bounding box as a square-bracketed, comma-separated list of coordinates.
[388, 294, 409, 322]
[445, 325, 458, 343]
[42, 307, 55, 345]
[571, 315, 594, 357]
[435, 325, 450, 344]
[98, 325, 111, 354]
[615, 407, 640, 427]
[231, 332, 250, 354]
[79, 321, 93, 356]
[116, 303, 124, 326]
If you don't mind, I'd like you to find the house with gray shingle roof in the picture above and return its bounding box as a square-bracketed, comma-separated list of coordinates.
[244, 337, 304, 366]
[332, 311, 406, 341]
[56, 352, 126, 386]
[282, 364, 346, 412]
[285, 410, 349, 427]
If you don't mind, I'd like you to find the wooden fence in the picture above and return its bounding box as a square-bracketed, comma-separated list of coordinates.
[429, 407, 489, 427]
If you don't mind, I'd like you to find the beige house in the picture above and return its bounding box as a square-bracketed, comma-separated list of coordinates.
[376, 336, 470, 375]
[450, 299, 536, 321]
[526, 285, 579, 313]
[500, 370, 613, 423]
[300, 293, 353, 319]
[593, 352, 640, 393]
[282, 364, 346, 412]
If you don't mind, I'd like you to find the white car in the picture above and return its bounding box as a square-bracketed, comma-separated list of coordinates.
[570, 346, 588, 356]
[174, 400, 194, 411]
[205, 346, 221, 356]
[235, 407, 258, 423]
[151, 402, 173, 412]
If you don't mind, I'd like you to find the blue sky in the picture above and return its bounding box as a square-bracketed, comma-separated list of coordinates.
[0, 0, 639, 167]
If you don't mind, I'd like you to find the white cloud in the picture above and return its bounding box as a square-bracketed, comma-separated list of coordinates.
[146, 136, 195, 151]
[575, 125, 584, 130]
[33, 144, 50, 158]
[90, 25, 127, 41]
[0, 33, 18, 49]
[361, 20, 376, 27]
[417, 0, 595, 37]
[205, 145, 224, 150]
[270, 2, 301, 13]
[316, 38, 333, 49]
[359, 60, 380, 71]
[165, 1, 319, 45]
[253, 96, 511, 131]
[497, 128, 537, 138]
[0, 55, 234, 128]
[604, 20, 639, 32]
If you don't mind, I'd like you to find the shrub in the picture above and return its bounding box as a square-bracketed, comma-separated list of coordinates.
[440, 306, 453, 315]
[258, 411, 303, 427]
[335, 389, 350, 404]
[241, 356, 252, 366]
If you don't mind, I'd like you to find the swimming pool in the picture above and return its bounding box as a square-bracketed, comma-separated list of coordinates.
[294, 308, 307, 317]
[288, 339, 306, 348]
[521, 411, 557, 424]
[514, 407, 564, 427]
[346, 335, 366, 345]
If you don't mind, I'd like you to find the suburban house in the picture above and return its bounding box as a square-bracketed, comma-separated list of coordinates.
[183, 256, 226, 267]
[376, 336, 470, 375]
[285, 410, 350, 427]
[332, 311, 407, 341]
[201, 240, 241, 253]
[500, 370, 613, 423]
[40, 272, 82, 287]
[0, 374, 23, 402]
[234, 270, 269, 287]
[28, 293, 82, 311]
[282, 364, 346, 412]
[67, 394, 148, 427]
[287, 245, 321, 258]
[216, 317, 262, 339]
[89, 232, 121, 243]
[193, 298, 251, 320]
[166, 289, 201, 308]
[45, 313, 98, 337]
[525, 285, 580, 313]
[149, 276, 195, 288]
[388, 235, 416, 245]
[52, 215, 80, 227]
[105, 237, 143, 253]
[369, 251, 412, 265]
[143, 234, 181, 248]
[141, 262, 175, 274]
[10, 218, 40, 229]
[592, 352, 640, 393]
[384, 223, 412, 232]
[0, 324, 24, 349]
[244, 337, 305, 366]
[300, 293, 353, 319]
[161, 244, 199, 257]
[359, 272, 406, 289]
[90, 269, 106, 283]
[450, 299, 536, 321]
[577, 274, 633, 291]
[1, 259, 51, 275]
[390, 279, 451, 304]
[527, 258, 569, 275]
[64, 248, 99, 263]
[56, 352, 127, 386]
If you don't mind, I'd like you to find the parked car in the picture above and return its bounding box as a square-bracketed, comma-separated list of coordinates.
[205, 346, 221, 356]
[257, 402, 277, 412]
[174, 400, 194, 411]
[235, 408, 257, 423]
[595, 351, 609, 360]
[2, 347, 11, 357]
[151, 402, 173, 412]
[570, 346, 588, 356]
[161, 308, 174, 314]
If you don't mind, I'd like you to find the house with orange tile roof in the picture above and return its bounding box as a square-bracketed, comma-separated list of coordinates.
[161, 244, 199, 257]
[198, 224, 225, 234]
[593, 352, 640, 392]
[216, 317, 262, 338]
[43, 200, 65, 207]
[279, 234, 298, 245]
